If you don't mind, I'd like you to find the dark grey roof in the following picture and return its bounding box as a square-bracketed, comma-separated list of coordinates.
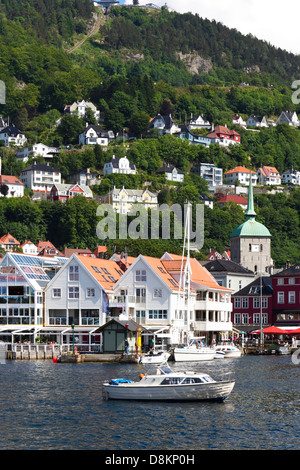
[205, 259, 254, 275]
[273, 264, 300, 277]
[0, 125, 22, 136]
[97, 318, 149, 332]
[83, 125, 109, 137]
[156, 163, 184, 174]
[149, 114, 175, 130]
[233, 276, 273, 297]
[199, 193, 213, 202]
[22, 163, 60, 173]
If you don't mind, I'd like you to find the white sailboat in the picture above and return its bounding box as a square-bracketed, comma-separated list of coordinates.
[173, 202, 215, 363]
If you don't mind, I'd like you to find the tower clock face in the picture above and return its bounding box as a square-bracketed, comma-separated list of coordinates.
[251, 244, 259, 252]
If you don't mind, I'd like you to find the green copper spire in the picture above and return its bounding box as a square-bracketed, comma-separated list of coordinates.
[244, 170, 256, 219]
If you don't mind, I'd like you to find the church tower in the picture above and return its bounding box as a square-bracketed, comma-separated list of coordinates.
[230, 175, 273, 275]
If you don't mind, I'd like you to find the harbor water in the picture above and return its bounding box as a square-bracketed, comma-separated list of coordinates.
[0, 355, 299, 450]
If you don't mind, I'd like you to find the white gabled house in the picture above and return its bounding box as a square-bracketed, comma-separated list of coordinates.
[79, 124, 112, 146]
[44, 254, 124, 331]
[277, 111, 300, 127]
[246, 116, 268, 128]
[0, 125, 27, 147]
[109, 254, 233, 347]
[187, 114, 211, 130]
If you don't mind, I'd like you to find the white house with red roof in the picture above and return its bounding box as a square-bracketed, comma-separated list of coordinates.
[0, 175, 24, 198]
[0, 233, 20, 252]
[110, 254, 232, 346]
[206, 125, 241, 146]
[216, 195, 248, 210]
[224, 166, 257, 186]
[257, 166, 281, 185]
[44, 254, 124, 332]
[20, 240, 39, 255]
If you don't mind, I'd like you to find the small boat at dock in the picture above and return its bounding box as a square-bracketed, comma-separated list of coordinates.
[140, 349, 170, 364]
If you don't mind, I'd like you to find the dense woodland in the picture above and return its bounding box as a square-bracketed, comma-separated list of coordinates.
[0, 2, 300, 266]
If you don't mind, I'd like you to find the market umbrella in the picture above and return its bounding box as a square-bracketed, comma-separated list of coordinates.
[250, 326, 288, 334]
[286, 328, 300, 334]
[263, 326, 289, 334]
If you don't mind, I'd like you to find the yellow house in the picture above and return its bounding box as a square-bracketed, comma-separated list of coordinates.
[105, 186, 158, 214]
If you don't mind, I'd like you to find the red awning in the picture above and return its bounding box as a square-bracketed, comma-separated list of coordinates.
[250, 326, 289, 334]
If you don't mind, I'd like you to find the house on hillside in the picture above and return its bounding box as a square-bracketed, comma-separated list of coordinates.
[79, 124, 111, 146]
[0, 233, 20, 252]
[187, 114, 211, 130]
[102, 186, 158, 214]
[148, 114, 181, 135]
[64, 100, 100, 122]
[20, 162, 61, 193]
[36, 240, 63, 257]
[175, 125, 212, 146]
[20, 240, 39, 255]
[257, 166, 281, 185]
[246, 116, 268, 128]
[0, 175, 24, 198]
[16, 143, 60, 163]
[48, 183, 93, 203]
[66, 168, 101, 187]
[277, 111, 300, 127]
[232, 115, 247, 128]
[206, 125, 241, 146]
[156, 163, 184, 182]
[103, 155, 136, 176]
[224, 166, 257, 186]
[216, 194, 248, 211]
[191, 163, 223, 190]
[0, 125, 27, 147]
[281, 169, 300, 185]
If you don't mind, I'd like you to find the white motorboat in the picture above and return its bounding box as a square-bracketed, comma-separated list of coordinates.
[173, 338, 216, 362]
[102, 365, 235, 402]
[140, 349, 171, 364]
[214, 350, 225, 359]
[215, 343, 242, 358]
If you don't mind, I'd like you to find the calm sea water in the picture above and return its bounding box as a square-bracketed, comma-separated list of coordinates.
[0, 355, 299, 451]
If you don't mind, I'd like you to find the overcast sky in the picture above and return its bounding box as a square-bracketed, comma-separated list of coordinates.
[122, 0, 300, 55]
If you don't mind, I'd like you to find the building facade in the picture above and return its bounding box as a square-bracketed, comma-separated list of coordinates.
[21, 163, 61, 193]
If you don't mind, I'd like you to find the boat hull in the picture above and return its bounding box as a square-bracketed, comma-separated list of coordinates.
[140, 353, 170, 364]
[173, 349, 215, 362]
[103, 380, 235, 402]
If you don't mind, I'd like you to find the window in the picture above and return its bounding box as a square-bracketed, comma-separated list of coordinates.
[242, 313, 249, 324]
[234, 313, 241, 324]
[136, 310, 145, 318]
[278, 292, 284, 304]
[289, 291, 296, 303]
[53, 288, 61, 298]
[153, 288, 162, 298]
[277, 278, 284, 285]
[253, 313, 260, 324]
[69, 266, 79, 281]
[234, 298, 241, 309]
[289, 278, 295, 285]
[87, 288, 95, 298]
[69, 287, 79, 299]
[261, 297, 268, 309]
[242, 298, 248, 309]
[136, 270, 146, 281]
[253, 298, 260, 308]
[148, 309, 168, 320]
